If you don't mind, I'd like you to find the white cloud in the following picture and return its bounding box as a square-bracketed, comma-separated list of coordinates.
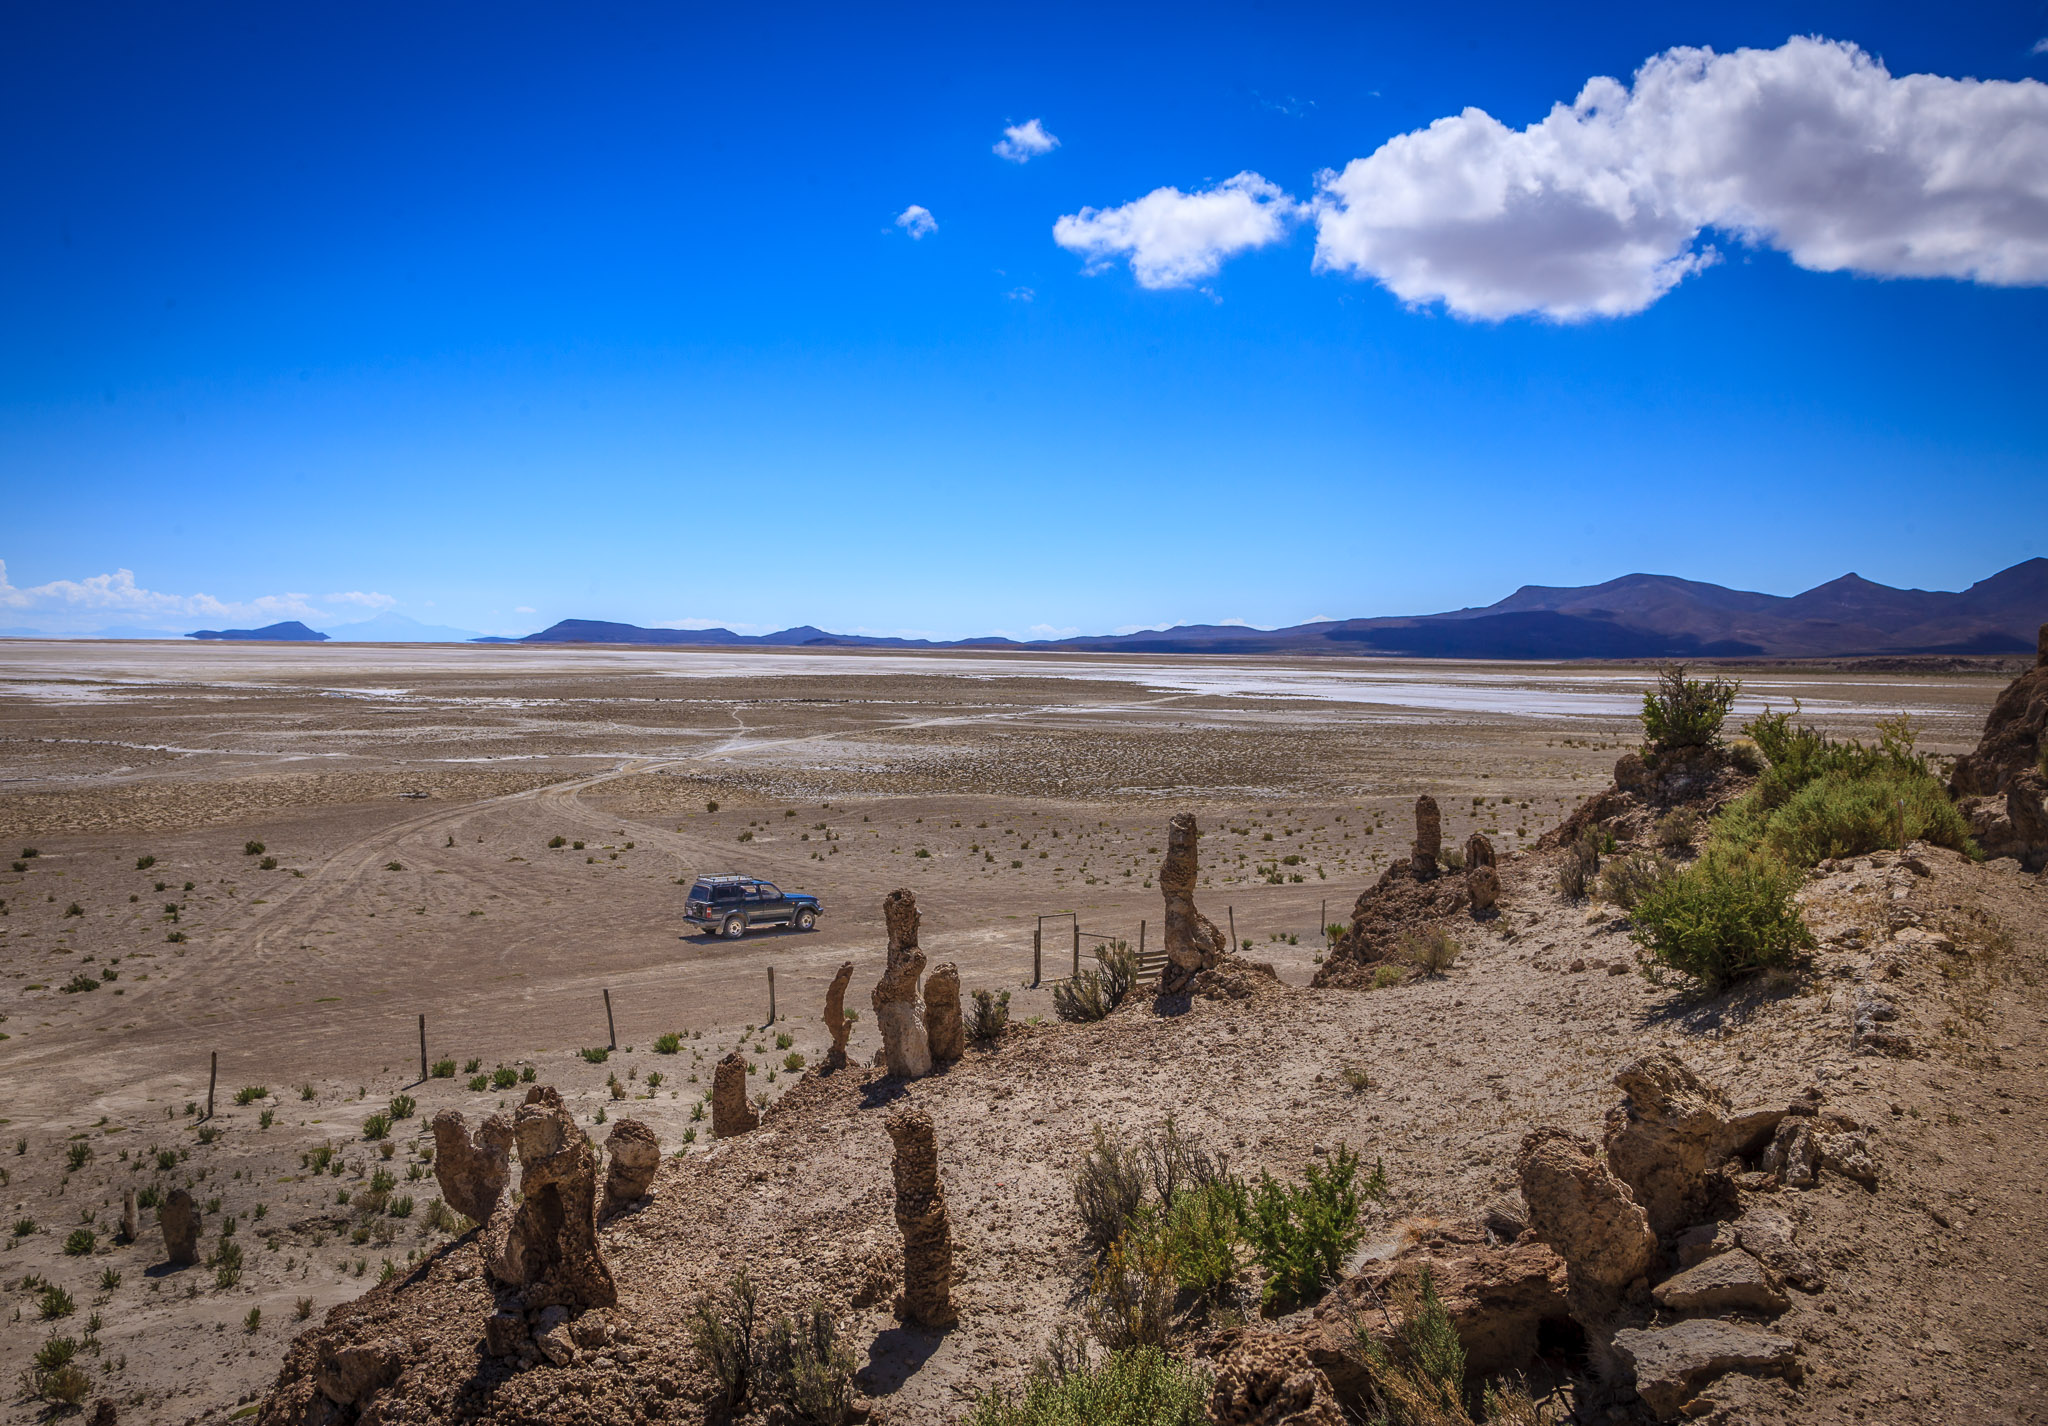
[994, 119, 1060, 163]
[2034, 38, 2048, 56]
[1312, 37, 2048, 320]
[1026, 623, 1080, 638]
[513, 606, 537, 614]
[895, 204, 937, 239]
[1006, 286, 1036, 302]
[0, 558, 394, 633]
[1054, 172, 1305, 288]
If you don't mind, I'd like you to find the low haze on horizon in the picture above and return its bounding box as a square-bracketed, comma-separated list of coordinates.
[4, 1, 2046, 640]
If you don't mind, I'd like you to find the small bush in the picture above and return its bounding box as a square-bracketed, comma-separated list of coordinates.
[1245, 1146, 1376, 1310]
[245, 1306, 263, 1333]
[1630, 845, 1815, 989]
[1155, 1177, 1249, 1298]
[654, 1032, 682, 1054]
[970, 988, 1011, 1041]
[689, 1267, 760, 1412]
[295, 1296, 316, 1321]
[1597, 850, 1675, 911]
[1653, 808, 1703, 852]
[468, 1073, 490, 1092]
[1640, 664, 1740, 752]
[66, 1142, 92, 1171]
[61, 973, 100, 994]
[463, 1058, 482, 1073]
[1396, 926, 1459, 978]
[234, 1085, 268, 1105]
[28, 1358, 91, 1406]
[259, 855, 278, 870]
[1053, 940, 1137, 1023]
[388, 1195, 414, 1218]
[429, 1057, 456, 1078]
[966, 1329, 1210, 1426]
[388, 1093, 416, 1120]
[1086, 1230, 1177, 1349]
[760, 1301, 859, 1425]
[40, 1284, 76, 1319]
[548, 835, 567, 848]
[581, 1046, 611, 1064]
[1340, 1066, 1371, 1093]
[1555, 855, 1588, 901]
[301, 1083, 317, 1099]
[245, 841, 265, 856]
[361, 1112, 392, 1141]
[1370, 964, 1405, 990]
[1073, 1124, 1147, 1250]
[1347, 1266, 1474, 1425]
[12, 1217, 35, 1236]
[98, 1268, 121, 1290]
[136, 855, 156, 870]
[64, 1227, 96, 1255]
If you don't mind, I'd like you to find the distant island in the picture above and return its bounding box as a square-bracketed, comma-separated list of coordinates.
[186, 621, 329, 642]
[493, 559, 2046, 662]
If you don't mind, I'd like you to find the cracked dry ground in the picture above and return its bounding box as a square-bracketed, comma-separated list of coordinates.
[256, 843, 2047, 1426]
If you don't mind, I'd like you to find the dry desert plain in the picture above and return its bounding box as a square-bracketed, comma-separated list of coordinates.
[0, 640, 2042, 1424]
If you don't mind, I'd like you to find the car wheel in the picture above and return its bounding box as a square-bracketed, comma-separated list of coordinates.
[722, 915, 746, 939]
[794, 908, 816, 931]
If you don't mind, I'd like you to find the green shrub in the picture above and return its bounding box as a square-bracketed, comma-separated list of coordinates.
[388, 1093, 416, 1120]
[971, 988, 1011, 1041]
[1653, 808, 1703, 851]
[759, 1301, 858, 1425]
[1154, 1178, 1248, 1298]
[1597, 850, 1675, 910]
[1756, 765, 1973, 865]
[66, 1142, 92, 1171]
[1640, 664, 1740, 752]
[654, 1032, 682, 1054]
[136, 855, 156, 870]
[61, 974, 100, 994]
[1245, 1146, 1377, 1309]
[63, 1228, 95, 1256]
[548, 835, 567, 848]
[1347, 1267, 1477, 1425]
[467, 1074, 490, 1092]
[1395, 925, 1458, 978]
[1073, 1124, 1147, 1250]
[1630, 845, 1815, 989]
[690, 1267, 759, 1412]
[361, 1112, 392, 1141]
[1053, 941, 1137, 1023]
[1086, 1231, 1177, 1349]
[966, 1329, 1210, 1426]
[40, 1284, 76, 1318]
[234, 1085, 268, 1105]
[244, 841, 265, 856]
[581, 1046, 611, 1064]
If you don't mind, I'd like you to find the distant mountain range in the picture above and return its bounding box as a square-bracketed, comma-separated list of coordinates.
[500, 559, 2047, 660]
[188, 620, 329, 642]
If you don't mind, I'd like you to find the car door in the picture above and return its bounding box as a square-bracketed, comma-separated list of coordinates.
[753, 881, 791, 923]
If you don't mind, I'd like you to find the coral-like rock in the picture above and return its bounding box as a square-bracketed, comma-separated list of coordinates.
[886, 1106, 956, 1329]
[159, 1187, 200, 1267]
[1610, 1319, 1801, 1421]
[1950, 627, 2048, 799]
[1602, 1053, 1783, 1237]
[1208, 1334, 1344, 1425]
[1333, 1220, 1570, 1376]
[313, 1336, 402, 1408]
[432, 1109, 513, 1226]
[484, 1086, 617, 1310]
[601, 1118, 660, 1216]
[925, 961, 965, 1064]
[1464, 831, 1495, 868]
[1160, 813, 1228, 993]
[1411, 795, 1442, 877]
[873, 889, 933, 1078]
[823, 959, 855, 1070]
[1515, 1127, 1655, 1318]
[712, 1051, 759, 1138]
[1467, 863, 1500, 914]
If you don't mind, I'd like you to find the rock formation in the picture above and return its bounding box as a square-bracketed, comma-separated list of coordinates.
[1332, 1219, 1570, 1377]
[1464, 831, 1495, 868]
[1601, 1053, 1783, 1237]
[1609, 1319, 1801, 1420]
[120, 1188, 138, 1244]
[484, 1086, 617, 1310]
[1650, 1250, 1788, 1316]
[1951, 624, 2048, 798]
[712, 1051, 758, 1137]
[1467, 863, 1500, 914]
[823, 959, 855, 1069]
[886, 1106, 956, 1329]
[160, 1187, 200, 1266]
[1159, 813, 1228, 993]
[924, 961, 964, 1064]
[1514, 1127, 1655, 1318]
[872, 889, 934, 1078]
[431, 1108, 514, 1225]
[601, 1118, 660, 1217]
[1411, 795, 1442, 877]
[1208, 1335, 1344, 1426]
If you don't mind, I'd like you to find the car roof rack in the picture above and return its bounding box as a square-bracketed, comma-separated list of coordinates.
[693, 873, 754, 883]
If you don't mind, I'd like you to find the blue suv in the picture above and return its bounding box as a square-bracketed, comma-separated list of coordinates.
[683, 875, 822, 938]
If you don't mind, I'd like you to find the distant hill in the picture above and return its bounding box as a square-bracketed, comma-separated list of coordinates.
[324, 613, 484, 643]
[498, 559, 2046, 660]
[186, 621, 329, 642]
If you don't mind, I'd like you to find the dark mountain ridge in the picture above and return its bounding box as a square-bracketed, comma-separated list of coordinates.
[498, 558, 2046, 660]
[187, 620, 329, 642]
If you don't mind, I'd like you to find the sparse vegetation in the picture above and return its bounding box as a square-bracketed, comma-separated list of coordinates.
[431, 1058, 456, 1078]
[759, 1301, 859, 1425]
[1597, 850, 1675, 910]
[655, 1032, 682, 1054]
[1053, 940, 1137, 1023]
[63, 1227, 96, 1255]
[690, 1266, 760, 1412]
[361, 1112, 392, 1140]
[1073, 1124, 1149, 1250]
[234, 1085, 268, 1105]
[1396, 925, 1459, 978]
[581, 1046, 611, 1064]
[970, 987, 1012, 1041]
[136, 854, 156, 869]
[1245, 1145, 1379, 1309]
[388, 1093, 416, 1119]
[40, 1284, 76, 1319]
[1640, 664, 1740, 753]
[966, 1327, 1210, 1426]
[244, 840, 264, 856]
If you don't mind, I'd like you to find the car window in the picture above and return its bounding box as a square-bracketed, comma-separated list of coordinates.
[687, 883, 712, 901]
[756, 883, 780, 898]
[712, 884, 740, 901]
[742, 885, 764, 901]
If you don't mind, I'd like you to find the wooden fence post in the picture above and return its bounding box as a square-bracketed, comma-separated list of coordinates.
[1228, 905, 1236, 951]
[1139, 919, 1146, 958]
[1032, 928, 1042, 987]
[767, 966, 777, 1025]
[1071, 919, 1080, 977]
[604, 988, 617, 1050]
[206, 1051, 217, 1121]
[418, 1014, 428, 1083]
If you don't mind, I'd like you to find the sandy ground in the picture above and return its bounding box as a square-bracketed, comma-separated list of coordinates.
[0, 640, 2024, 1423]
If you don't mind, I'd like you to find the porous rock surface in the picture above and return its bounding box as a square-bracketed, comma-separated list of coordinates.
[431, 1108, 513, 1225]
[1328, 1219, 1570, 1376]
[1602, 1052, 1784, 1237]
[712, 1050, 758, 1137]
[159, 1187, 200, 1267]
[1411, 794, 1442, 876]
[1159, 812, 1227, 993]
[873, 888, 934, 1078]
[1610, 1318, 1802, 1420]
[1950, 624, 2048, 801]
[1208, 1334, 1344, 1426]
[823, 958, 855, 1069]
[1515, 1126, 1655, 1317]
[484, 1086, 617, 1310]
[601, 1118, 660, 1216]
[886, 1106, 956, 1329]
[1652, 1248, 1788, 1316]
[924, 961, 964, 1064]
[1311, 795, 1473, 988]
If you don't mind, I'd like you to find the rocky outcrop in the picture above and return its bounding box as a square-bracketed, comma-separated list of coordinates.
[924, 962, 964, 1064]
[1610, 1319, 1801, 1420]
[712, 1051, 758, 1138]
[313, 1336, 403, 1411]
[1515, 1127, 1655, 1318]
[484, 1086, 616, 1310]
[432, 1109, 513, 1226]
[1651, 1250, 1788, 1315]
[1464, 831, 1495, 869]
[1602, 1053, 1784, 1237]
[160, 1187, 200, 1266]
[886, 1107, 956, 1329]
[873, 889, 933, 1079]
[1466, 863, 1500, 914]
[1951, 625, 2048, 798]
[1159, 813, 1228, 993]
[823, 959, 855, 1070]
[1335, 1220, 1571, 1376]
[601, 1119, 660, 1217]
[1208, 1335, 1344, 1426]
[1411, 795, 1442, 877]
[120, 1188, 138, 1244]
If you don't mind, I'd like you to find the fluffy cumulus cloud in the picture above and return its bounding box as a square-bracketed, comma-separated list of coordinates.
[895, 204, 937, 239]
[1054, 172, 1304, 288]
[1311, 37, 2048, 319]
[0, 558, 390, 633]
[993, 119, 1060, 163]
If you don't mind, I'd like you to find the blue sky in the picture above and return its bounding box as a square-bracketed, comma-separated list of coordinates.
[3, 1, 2045, 639]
